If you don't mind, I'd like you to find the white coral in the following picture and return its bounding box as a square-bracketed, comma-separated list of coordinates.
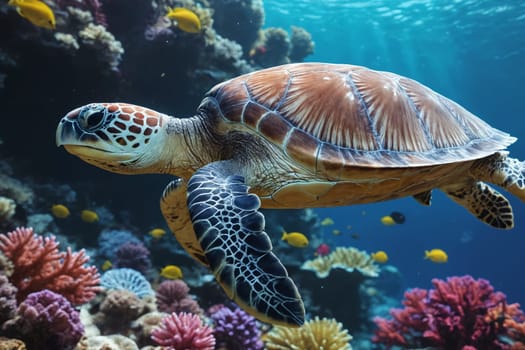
[79, 24, 124, 70]
[54, 32, 80, 50]
[0, 196, 15, 222]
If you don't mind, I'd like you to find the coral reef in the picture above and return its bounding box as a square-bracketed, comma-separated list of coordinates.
[78, 23, 124, 70]
[130, 311, 166, 347]
[151, 311, 215, 350]
[98, 229, 142, 260]
[74, 334, 139, 350]
[252, 27, 290, 67]
[100, 268, 154, 298]
[115, 242, 151, 275]
[209, 0, 264, 52]
[156, 279, 202, 314]
[93, 290, 149, 334]
[289, 26, 314, 62]
[210, 305, 263, 350]
[0, 227, 100, 304]
[373, 275, 520, 349]
[3, 289, 84, 350]
[0, 274, 17, 327]
[297, 247, 379, 332]
[0, 174, 33, 206]
[264, 316, 352, 350]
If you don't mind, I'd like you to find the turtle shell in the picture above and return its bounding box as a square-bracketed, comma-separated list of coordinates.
[202, 63, 515, 176]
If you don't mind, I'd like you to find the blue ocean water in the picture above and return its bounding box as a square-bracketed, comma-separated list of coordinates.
[264, 0, 525, 304]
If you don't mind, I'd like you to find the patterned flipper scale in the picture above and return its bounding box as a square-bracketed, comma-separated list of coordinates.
[187, 161, 305, 327]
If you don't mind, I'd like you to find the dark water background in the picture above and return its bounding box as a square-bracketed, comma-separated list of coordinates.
[264, 0, 525, 304]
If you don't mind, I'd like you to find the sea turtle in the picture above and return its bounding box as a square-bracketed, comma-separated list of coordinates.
[56, 62, 525, 327]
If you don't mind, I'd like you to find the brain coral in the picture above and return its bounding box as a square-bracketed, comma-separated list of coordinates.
[264, 316, 352, 350]
[100, 268, 154, 298]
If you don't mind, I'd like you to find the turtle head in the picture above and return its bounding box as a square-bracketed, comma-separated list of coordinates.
[56, 102, 170, 174]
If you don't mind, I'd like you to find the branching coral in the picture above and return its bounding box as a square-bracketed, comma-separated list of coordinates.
[373, 275, 518, 349]
[156, 280, 202, 314]
[210, 305, 263, 350]
[0, 227, 101, 304]
[264, 316, 352, 350]
[3, 289, 84, 350]
[151, 312, 215, 350]
[301, 246, 379, 278]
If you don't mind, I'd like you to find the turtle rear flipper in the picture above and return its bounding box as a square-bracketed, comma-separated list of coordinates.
[471, 152, 525, 202]
[442, 180, 514, 229]
[187, 161, 305, 327]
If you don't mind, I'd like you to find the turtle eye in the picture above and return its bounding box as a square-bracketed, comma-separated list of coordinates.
[80, 109, 105, 130]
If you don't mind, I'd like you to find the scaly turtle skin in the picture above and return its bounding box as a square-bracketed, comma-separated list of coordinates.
[55, 63, 525, 327]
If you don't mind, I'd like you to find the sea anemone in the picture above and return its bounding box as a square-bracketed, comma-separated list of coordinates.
[210, 305, 263, 350]
[264, 316, 352, 350]
[156, 280, 202, 314]
[151, 312, 215, 350]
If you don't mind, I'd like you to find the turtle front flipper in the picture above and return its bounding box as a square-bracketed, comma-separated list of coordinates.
[187, 161, 305, 327]
[160, 178, 208, 266]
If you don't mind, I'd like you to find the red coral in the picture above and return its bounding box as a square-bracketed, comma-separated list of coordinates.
[373, 275, 515, 350]
[0, 227, 101, 305]
[152, 312, 215, 350]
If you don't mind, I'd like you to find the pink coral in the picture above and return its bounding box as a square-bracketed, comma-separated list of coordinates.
[373, 275, 513, 349]
[156, 280, 202, 315]
[151, 312, 215, 350]
[0, 227, 101, 305]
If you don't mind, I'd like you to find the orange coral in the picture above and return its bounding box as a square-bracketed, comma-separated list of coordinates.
[0, 227, 101, 304]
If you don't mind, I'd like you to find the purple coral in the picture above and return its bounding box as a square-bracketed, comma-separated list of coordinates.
[115, 242, 151, 274]
[156, 280, 202, 314]
[3, 289, 84, 350]
[151, 312, 215, 350]
[210, 305, 264, 350]
[373, 275, 510, 349]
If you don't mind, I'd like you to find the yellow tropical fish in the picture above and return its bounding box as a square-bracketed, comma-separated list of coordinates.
[8, 0, 56, 29]
[51, 204, 70, 218]
[166, 7, 201, 33]
[380, 215, 396, 226]
[425, 249, 448, 263]
[320, 217, 334, 226]
[81, 209, 99, 223]
[281, 231, 309, 248]
[149, 228, 167, 239]
[101, 260, 112, 271]
[371, 250, 388, 263]
[332, 229, 341, 235]
[160, 265, 183, 279]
